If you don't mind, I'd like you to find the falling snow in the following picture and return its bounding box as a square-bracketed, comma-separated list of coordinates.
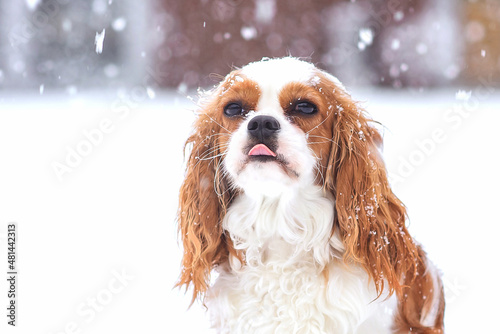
[359, 29, 373, 44]
[241, 26, 258, 41]
[394, 11, 404, 21]
[112, 18, 127, 31]
[455, 90, 472, 101]
[391, 39, 401, 50]
[147, 87, 156, 99]
[95, 29, 106, 54]
[25, 0, 41, 11]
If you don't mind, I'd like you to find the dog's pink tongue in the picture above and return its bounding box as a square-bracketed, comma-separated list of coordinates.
[248, 144, 276, 157]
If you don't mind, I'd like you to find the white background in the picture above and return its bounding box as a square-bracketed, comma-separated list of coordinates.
[1, 88, 499, 333]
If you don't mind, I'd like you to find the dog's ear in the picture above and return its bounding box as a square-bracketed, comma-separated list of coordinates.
[176, 106, 234, 304]
[323, 89, 419, 297]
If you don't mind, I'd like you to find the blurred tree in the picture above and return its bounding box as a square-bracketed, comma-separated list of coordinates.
[462, 0, 500, 84]
[0, 0, 150, 90]
[152, 0, 331, 89]
[365, 0, 463, 87]
[153, 0, 465, 89]
[0, 0, 496, 90]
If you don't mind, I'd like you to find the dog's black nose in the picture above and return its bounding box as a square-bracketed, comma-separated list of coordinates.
[247, 115, 280, 141]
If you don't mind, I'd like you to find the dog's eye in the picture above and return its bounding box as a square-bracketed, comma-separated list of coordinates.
[224, 103, 244, 117]
[294, 101, 318, 115]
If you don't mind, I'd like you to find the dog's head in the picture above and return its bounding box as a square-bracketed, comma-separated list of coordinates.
[177, 57, 418, 303]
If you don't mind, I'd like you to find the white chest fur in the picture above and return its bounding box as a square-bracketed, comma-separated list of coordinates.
[206, 186, 397, 334]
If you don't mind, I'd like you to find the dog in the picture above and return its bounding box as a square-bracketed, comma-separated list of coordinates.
[177, 57, 445, 333]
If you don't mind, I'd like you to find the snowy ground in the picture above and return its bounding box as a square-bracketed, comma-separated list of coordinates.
[0, 88, 499, 333]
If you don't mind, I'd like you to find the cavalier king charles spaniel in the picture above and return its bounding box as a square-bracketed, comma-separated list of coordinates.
[177, 57, 444, 334]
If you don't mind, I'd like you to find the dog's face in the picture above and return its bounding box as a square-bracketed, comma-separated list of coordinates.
[178, 57, 419, 303]
[214, 58, 345, 197]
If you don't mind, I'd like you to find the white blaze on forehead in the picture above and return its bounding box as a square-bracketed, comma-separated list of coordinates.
[240, 57, 346, 91]
[239, 57, 316, 115]
[240, 57, 317, 91]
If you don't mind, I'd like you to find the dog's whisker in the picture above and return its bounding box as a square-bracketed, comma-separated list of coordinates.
[197, 144, 230, 159]
[204, 114, 231, 133]
[199, 151, 227, 161]
[307, 135, 338, 145]
[306, 110, 334, 135]
[214, 155, 233, 197]
[310, 150, 326, 185]
[193, 145, 230, 168]
[196, 133, 231, 148]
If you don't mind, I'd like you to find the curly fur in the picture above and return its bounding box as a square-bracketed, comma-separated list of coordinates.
[176, 57, 445, 333]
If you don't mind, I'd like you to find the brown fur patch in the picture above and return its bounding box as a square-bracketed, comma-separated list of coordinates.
[176, 72, 260, 303]
[393, 248, 445, 333]
[177, 65, 444, 333]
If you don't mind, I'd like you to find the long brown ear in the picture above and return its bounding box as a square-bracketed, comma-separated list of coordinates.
[324, 92, 419, 297]
[176, 109, 234, 304]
